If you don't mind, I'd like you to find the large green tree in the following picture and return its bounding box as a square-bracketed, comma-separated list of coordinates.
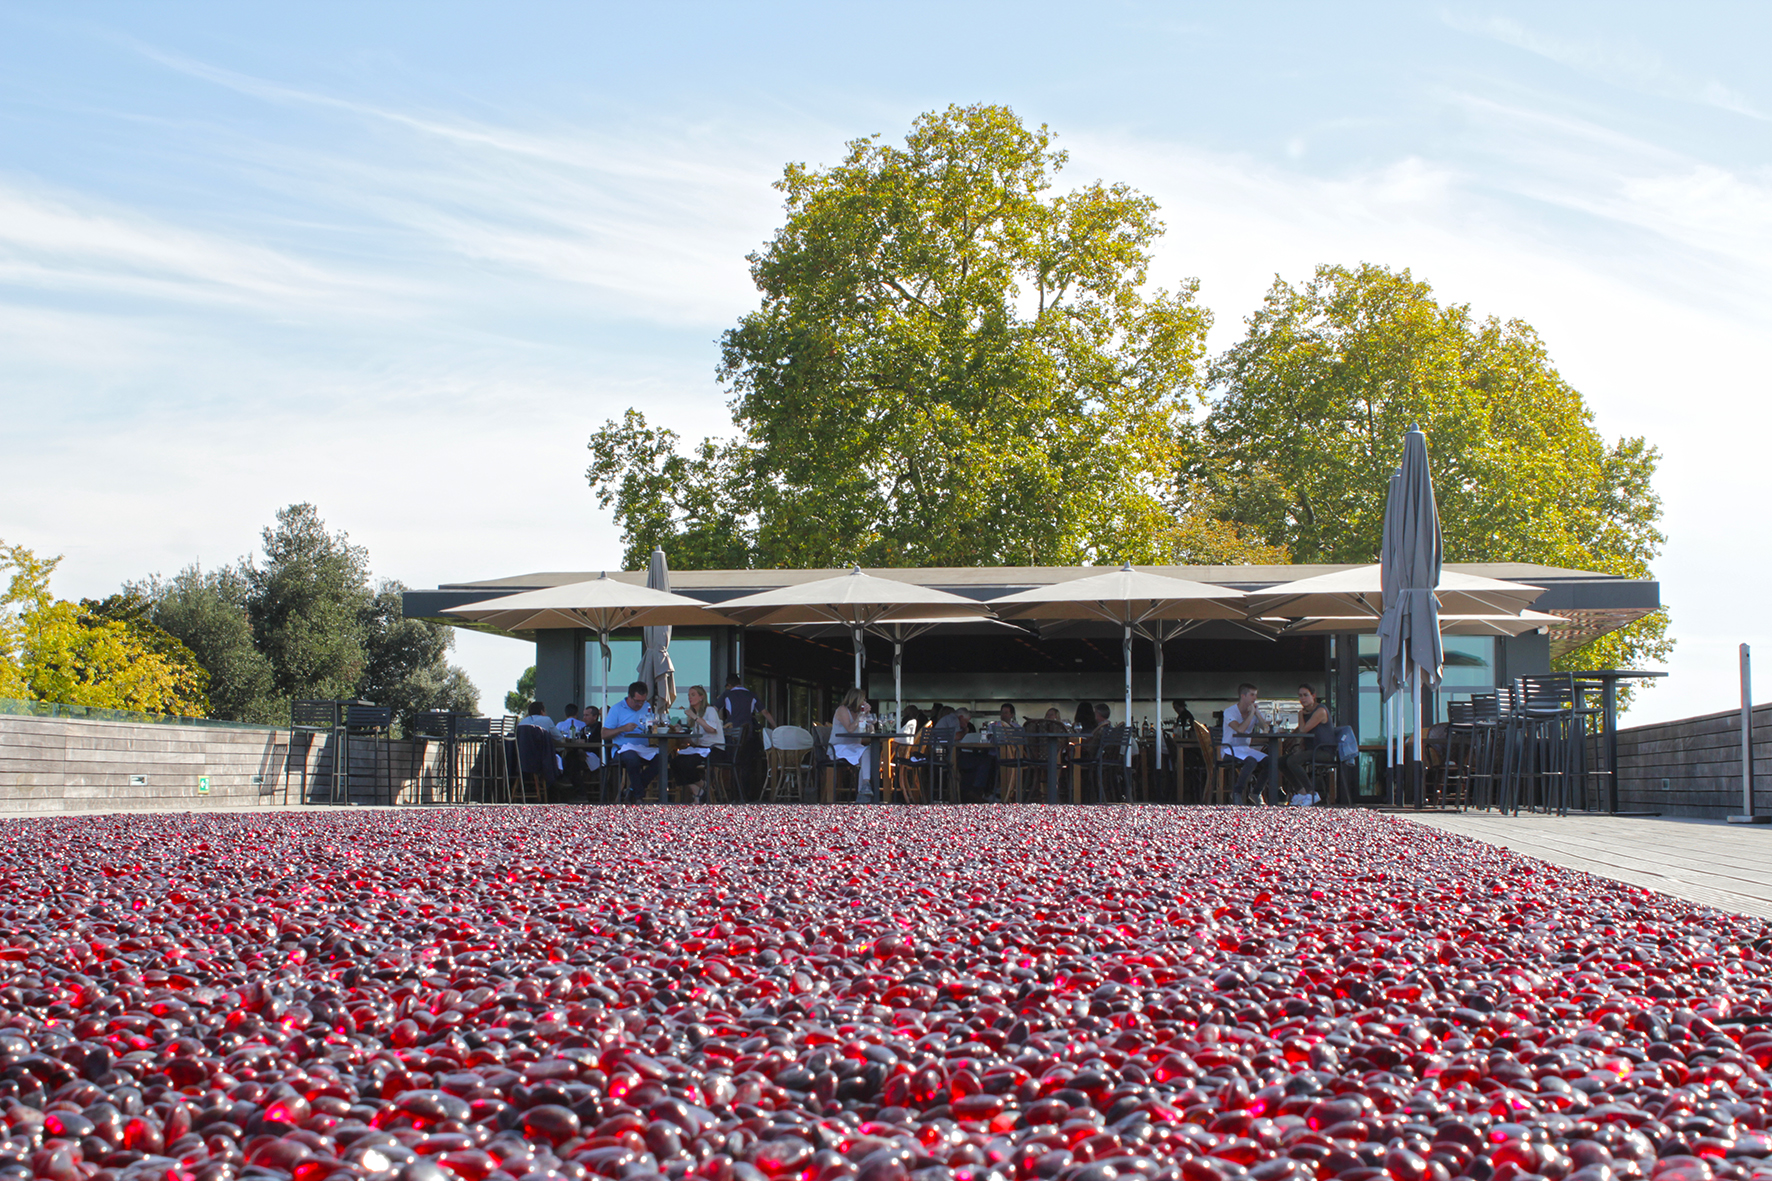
[245, 504, 375, 703]
[132, 564, 281, 723]
[1199, 262, 1670, 678]
[590, 103, 1278, 570]
[358, 580, 479, 729]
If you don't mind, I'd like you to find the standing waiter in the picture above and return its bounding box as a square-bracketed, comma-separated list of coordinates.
[718, 673, 775, 802]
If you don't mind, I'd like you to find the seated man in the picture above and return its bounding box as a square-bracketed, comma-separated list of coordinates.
[933, 707, 996, 801]
[985, 702, 1018, 740]
[1223, 683, 1278, 805]
[556, 703, 602, 796]
[603, 682, 660, 803]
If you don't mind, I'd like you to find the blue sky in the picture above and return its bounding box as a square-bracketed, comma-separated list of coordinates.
[3, 2, 1768, 723]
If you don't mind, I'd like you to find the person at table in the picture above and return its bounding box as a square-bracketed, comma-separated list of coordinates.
[932, 707, 996, 801]
[718, 673, 773, 801]
[985, 702, 1018, 740]
[1080, 702, 1113, 756]
[670, 685, 724, 803]
[1224, 683, 1277, 805]
[1280, 683, 1333, 804]
[1073, 701, 1096, 732]
[517, 700, 554, 729]
[831, 688, 877, 803]
[1171, 699, 1196, 735]
[556, 703, 602, 795]
[604, 682, 660, 803]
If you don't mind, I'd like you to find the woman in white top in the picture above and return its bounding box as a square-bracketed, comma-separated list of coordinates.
[831, 687, 875, 802]
[670, 685, 724, 802]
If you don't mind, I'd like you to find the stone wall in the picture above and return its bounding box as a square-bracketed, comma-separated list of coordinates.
[1614, 702, 1772, 818]
[0, 713, 486, 813]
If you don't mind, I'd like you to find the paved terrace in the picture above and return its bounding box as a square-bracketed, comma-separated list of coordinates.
[1407, 811, 1772, 921]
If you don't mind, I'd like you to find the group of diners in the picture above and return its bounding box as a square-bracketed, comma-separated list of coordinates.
[514, 674, 1344, 807]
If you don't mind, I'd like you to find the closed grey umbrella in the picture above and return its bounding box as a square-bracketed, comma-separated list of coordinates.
[1375, 429, 1444, 806]
[637, 548, 678, 711]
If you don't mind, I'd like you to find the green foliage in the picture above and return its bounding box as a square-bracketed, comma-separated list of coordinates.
[131, 565, 281, 723]
[1201, 262, 1670, 691]
[591, 103, 1224, 570]
[359, 580, 479, 729]
[0, 541, 210, 716]
[245, 504, 374, 704]
[505, 665, 537, 717]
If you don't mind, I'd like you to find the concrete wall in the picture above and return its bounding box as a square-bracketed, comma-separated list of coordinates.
[1614, 702, 1772, 819]
[0, 714, 475, 814]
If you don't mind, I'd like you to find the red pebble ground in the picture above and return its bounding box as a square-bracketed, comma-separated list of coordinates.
[1, 809, 1769, 1181]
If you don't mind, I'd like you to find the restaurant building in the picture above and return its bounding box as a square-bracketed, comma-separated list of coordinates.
[403, 562, 1658, 749]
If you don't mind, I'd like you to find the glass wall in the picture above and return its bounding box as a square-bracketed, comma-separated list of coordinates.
[1356, 635, 1496, 741]
[582, 631, 713, 717]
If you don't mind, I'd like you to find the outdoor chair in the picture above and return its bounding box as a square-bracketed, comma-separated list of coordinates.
[761, 726, 814, 803]
[1465, 692, 1503, 810]
[1297, 726, 1354, 806]
[1082, 725, 1131, 804]
[706, 737, 740, 804]
[512, 724, 555, 805]
[1191, 721, 1229, 805]
[812, 724, 861, 803]
[885, 731, 925, 803]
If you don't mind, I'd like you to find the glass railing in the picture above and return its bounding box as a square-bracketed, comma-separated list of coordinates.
[0, 697, 281, 732]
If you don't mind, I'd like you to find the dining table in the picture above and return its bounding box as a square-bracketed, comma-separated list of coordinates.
[827, 730, 901, 803]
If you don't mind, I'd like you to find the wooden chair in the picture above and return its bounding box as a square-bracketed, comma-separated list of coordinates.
[884, 732, 924, 803]
[1191, 721, 1229, 805]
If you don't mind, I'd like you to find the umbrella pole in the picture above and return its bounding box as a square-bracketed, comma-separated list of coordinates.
[1412, 662, 1423, 809]
[1154, 632, 1164, 772]
[1123, 624, 1134, 770]
[894, 641, 903, 729]
[853, 626, 864, 692]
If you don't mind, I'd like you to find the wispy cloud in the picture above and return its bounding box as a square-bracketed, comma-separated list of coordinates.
[1448, 12, 1765, 120]
[0, 180, 411, 314]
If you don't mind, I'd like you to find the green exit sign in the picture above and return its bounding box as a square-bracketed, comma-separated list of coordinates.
[197, 776, 210, 794]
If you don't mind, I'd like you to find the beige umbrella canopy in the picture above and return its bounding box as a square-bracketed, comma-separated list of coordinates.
[444, 572, 732, 712]
[1244, 564, 1543, 620]
[1275, 610, 1563, 636]
[718, 567, 992, 690]
[989, 564, 1250, 769]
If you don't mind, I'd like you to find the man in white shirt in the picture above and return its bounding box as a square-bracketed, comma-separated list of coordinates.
[604, 682, 659, 803]
[1223, 683, 1277, 805]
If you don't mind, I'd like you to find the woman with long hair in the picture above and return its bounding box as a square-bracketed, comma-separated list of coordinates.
[670, 684, 724, 803]
[831, 687, 875, 803]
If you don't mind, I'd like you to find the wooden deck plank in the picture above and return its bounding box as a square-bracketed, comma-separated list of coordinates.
[1404, 812, 1772, 920]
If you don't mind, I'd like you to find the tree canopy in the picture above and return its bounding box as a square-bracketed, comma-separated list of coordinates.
[590, 103, 1280, 570]
[1, 541, 210, 716]
[134, 505, 478, 729]
[1197, 262, 1669, 675]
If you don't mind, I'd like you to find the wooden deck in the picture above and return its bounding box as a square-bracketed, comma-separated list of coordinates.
[1405, 811, 1772, 920]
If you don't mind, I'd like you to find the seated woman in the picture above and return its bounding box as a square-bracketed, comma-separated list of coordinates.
[831, 688, 875, 802]
[1281, 683, 1333, 803]
[669, 685, 724, 803]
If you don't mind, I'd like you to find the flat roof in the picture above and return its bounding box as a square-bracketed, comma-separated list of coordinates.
[406, 562, 1659, 657]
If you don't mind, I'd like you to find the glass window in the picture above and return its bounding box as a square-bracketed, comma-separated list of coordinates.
[1356, 635, 1495, 741]
[583, 632, 712, 713]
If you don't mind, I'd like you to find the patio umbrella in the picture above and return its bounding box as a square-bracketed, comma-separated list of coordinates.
[636, 549, 677, 711]
[1377, 428, 1444, 807]
[779, 615, 1025, 724]
[1277, 609, 1562, 636]
[715, 567, 991, 692]
[443, 572, 732, 714]
[1243, 565, 1543, 619]
[988, 564, 1250, 770]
